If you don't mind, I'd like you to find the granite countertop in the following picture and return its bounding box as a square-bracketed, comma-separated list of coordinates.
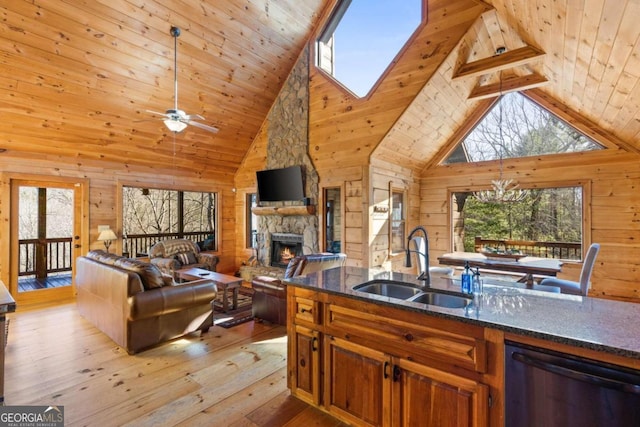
[285, 266, 640, 359]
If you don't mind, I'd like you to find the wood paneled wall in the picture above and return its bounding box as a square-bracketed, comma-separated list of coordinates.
[420, 149, 640, 301]
[234, 120, 268, 267]
[0, 155, 237, 286]
[303, 0, 489, 268]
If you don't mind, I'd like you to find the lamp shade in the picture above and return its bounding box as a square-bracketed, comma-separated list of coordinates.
[97, 229, 118, 242]
[164, 118, 187, 133]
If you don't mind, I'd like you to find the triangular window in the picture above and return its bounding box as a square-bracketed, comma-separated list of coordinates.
[317, 0, 423, 98]
[444, 92, 604, 164]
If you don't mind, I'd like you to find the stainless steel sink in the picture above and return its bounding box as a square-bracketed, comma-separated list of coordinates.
[353, 280, 423, 299]
[353, 280, 471, 309]
[407, 292, 471, 309]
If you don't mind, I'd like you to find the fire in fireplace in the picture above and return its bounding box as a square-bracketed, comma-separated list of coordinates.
[270, 233, 303, 268]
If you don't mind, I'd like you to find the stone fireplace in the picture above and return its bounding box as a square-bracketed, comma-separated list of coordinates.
[270, 233, 304, 267]
[238, 46, 319, 281]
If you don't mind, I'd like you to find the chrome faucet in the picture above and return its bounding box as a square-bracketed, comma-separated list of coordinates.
[404, 225, 431, 285]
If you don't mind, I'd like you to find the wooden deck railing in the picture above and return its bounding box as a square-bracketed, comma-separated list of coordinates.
[474, 236, 582, 260]
[18, 231, 215, 278]
[122, 231, 214, 257]
[19, 237, 74, 277]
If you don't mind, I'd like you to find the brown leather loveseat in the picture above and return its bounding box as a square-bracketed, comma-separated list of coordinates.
[148, 238, 219, 277]
[251, 253, 346, 325]
[76, 250, 218, 354]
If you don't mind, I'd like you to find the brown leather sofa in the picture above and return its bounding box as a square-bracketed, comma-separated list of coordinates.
[148, 238, 219, 277]
[76, 250, 218, 354]
[251, 253, 346, 325]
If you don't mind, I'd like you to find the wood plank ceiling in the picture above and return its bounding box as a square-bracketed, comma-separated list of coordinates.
[1, 0, 639, 178]
[374, 0, 640, 173]
[0, 0, 329, 178]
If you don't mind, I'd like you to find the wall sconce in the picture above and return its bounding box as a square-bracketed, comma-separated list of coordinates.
[97, 228, 118, 253]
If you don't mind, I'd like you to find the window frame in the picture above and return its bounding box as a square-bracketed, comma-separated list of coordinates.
[447, 179, 592, 260]
[246, 192, 258, 249]
[119, 184, 219, 254]
[315, 0, 426, 99]
[389, 187, 407, 254]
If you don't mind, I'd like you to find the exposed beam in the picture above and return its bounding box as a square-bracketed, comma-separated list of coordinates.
[468, 73, 549, 100]
[453, 45, 546, 80]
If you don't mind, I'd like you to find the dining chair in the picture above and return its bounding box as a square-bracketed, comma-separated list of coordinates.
[538, 243, 600, 296]
[410, 237, 454, 277]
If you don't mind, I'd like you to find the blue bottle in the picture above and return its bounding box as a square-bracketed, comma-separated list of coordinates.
[461, 261, 472, 294]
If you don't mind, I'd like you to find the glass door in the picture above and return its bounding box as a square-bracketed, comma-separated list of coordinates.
[10, 179, 84, 305]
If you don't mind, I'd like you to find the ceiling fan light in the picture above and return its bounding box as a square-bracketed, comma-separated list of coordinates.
[164, 119, 187, 133]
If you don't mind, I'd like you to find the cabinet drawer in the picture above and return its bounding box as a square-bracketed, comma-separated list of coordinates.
[325, 302, 487, 374]
[294, 296, 320, 325]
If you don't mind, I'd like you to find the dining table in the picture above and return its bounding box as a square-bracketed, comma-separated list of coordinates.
[437, 252, 563, 287]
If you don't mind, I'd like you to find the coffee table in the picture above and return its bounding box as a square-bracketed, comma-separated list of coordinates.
[176, 267, 244, 313]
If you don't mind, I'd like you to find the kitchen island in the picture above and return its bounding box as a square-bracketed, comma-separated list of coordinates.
[284, 267, 640, 427]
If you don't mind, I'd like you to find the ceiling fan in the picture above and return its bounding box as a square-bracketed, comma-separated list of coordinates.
[147, 26, 218, 134]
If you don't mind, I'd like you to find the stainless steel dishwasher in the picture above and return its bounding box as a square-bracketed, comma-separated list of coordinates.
[505, 341, 640, 427]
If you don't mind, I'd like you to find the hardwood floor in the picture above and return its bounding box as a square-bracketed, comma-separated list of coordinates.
[5, 303, 346, 427]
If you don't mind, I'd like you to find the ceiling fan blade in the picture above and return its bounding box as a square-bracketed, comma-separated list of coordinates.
[185, 114, 205, 121]
[146, 109, 169, 117]
[188, 120, 219, 133]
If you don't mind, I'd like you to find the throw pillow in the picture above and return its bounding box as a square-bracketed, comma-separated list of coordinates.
[114, 258, 165, 290]
[176, 252, 197, 265]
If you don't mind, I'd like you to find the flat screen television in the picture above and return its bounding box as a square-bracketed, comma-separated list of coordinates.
[256, 165, 305, 202]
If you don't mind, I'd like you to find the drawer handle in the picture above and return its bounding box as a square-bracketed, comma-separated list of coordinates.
[383, 361, 390, 379]
[300, 307, 312, 314]
[404, 333, 414, 342]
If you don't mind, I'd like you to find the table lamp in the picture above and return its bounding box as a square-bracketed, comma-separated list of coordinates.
[97, 228, 118, 253]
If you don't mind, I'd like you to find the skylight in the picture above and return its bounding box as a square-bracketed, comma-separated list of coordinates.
[444, 92, 604, 164]
[317, 0, 423, 98]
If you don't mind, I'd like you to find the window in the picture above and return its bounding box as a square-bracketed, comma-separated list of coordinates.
[324, 187, 342, 253]
[317, 0, 423, 97]
[246, 193, 258, 248]
[451, 185, 584, 260]
[444, 92, 604, 164]
[122, 186, 217, 256]
[390, 190, 406, 252]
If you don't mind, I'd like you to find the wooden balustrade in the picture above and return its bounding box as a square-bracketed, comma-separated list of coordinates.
[474, 236, 582, 260]
[17, 231, 216, 280]
[122, 231, 215, 258]
[18, 238, 73, 277]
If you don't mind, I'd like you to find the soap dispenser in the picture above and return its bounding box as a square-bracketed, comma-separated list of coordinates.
[461, 261, 472, 294]
[472, 267, 483, 296]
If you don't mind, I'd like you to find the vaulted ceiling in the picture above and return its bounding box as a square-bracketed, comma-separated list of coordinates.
[0, 0, 329, 178]
[375, 0, 640, 172]
[1, 0, 639, 178]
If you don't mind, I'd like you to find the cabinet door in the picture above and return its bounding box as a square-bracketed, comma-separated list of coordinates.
[392, 357, 489, 427]
[324, 336, 392, 427]
[290, 324, 321, 405]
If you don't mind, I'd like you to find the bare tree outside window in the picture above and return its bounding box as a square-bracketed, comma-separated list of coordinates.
[444, 92, 594, 259]
[445, 92, 603, 164]
[122, 186, 217, 255]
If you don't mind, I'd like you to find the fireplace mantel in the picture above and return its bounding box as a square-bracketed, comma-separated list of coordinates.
[252, 205, 316, 216]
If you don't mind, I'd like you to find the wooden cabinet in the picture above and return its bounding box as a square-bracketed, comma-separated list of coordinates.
[287, 286, 492, 427]
[288, 292, 322, 405]
[391, 357, 488, 427]
[324, 336, 391, 426]
[290, 324, 321, 405]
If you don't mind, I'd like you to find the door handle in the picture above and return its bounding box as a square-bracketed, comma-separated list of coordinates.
[393, 365, 401, 382]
